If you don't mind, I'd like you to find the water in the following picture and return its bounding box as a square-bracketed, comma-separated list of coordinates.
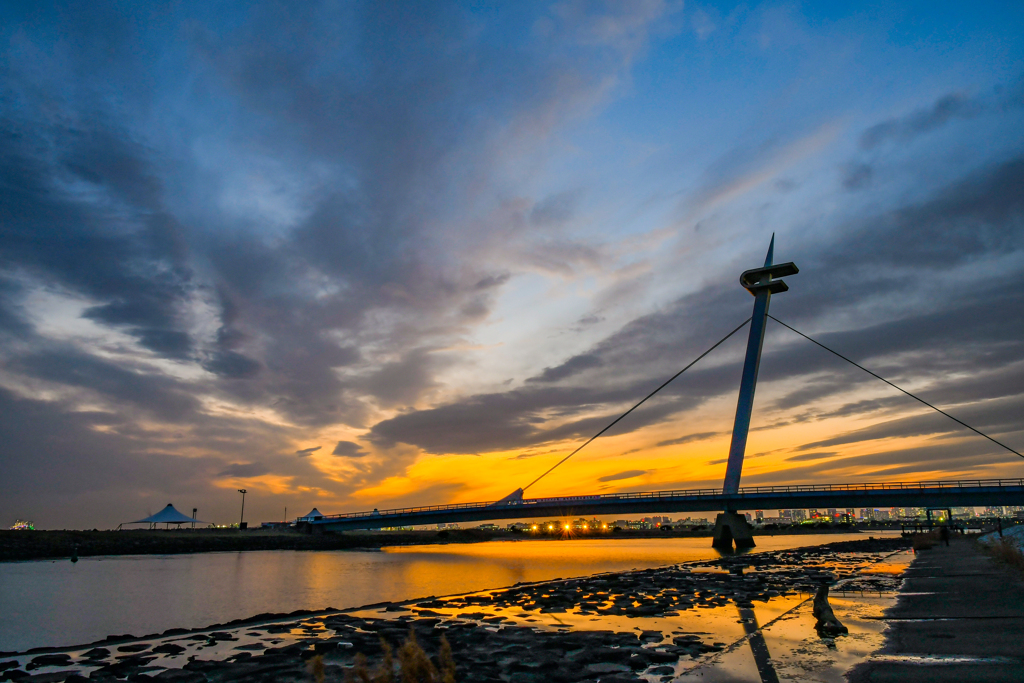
[0, 534, 864, 653]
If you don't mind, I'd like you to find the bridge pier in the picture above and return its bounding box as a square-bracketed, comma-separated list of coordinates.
[714, 237, 798, 551]
[712, 512, 755, 550]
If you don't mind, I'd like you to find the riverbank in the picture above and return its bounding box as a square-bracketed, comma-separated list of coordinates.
[0, 525, 890, 563]
[0, 536, 910, 682]
[848, 536, 1024, 682]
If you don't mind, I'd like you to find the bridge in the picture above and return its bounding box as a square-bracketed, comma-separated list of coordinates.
[308, 478, 1024, 531]
[308, 237, 1024, 548]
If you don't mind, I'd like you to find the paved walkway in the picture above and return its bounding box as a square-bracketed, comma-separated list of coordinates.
[848, 536, 1024, 682]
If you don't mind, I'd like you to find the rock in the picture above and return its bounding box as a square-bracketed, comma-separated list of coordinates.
[812, 584, 849, 635]
[152, 670, 206, 683]
[26, 655, 72, 670]
[585, 662, 629, 674]
[78, 650, 109, 661]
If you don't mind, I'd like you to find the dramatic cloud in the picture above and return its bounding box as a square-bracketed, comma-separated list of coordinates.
[1, 2, 1022, 527]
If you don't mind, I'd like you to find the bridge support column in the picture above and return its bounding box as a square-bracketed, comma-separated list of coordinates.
[714, 236, 799, 551]
[712, 512, 755, 550]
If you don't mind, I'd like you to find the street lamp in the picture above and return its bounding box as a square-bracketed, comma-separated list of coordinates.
[237, 489, 247, 529]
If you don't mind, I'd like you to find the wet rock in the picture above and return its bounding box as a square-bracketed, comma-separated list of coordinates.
[22, 672, 77, 683]
[78, 650, 108, 662]
[152, 670, 206, 683]
[26, 655, 72, 670]
[150, 645, 185, 655]
[812, 584, 849, 635]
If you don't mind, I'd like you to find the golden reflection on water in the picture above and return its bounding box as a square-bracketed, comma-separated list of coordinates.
[0, 534, 866, 652]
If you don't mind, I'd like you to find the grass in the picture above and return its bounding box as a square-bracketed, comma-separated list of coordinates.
[986, 536, 1024, 574]
[308, 630, 456, 683]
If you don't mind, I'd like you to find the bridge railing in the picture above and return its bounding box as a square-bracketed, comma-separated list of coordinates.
[314, 478, 1024, 521]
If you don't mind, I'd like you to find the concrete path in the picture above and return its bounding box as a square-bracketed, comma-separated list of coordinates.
[848, 536, 1024, 682]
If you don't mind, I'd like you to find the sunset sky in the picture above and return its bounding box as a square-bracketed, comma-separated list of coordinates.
[2, 1, 1023, 528]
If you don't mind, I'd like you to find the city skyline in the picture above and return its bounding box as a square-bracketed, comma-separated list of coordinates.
[2, 1, 1024, 528]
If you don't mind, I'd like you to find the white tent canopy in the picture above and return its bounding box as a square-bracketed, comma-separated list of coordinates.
[129, 504, 204, 526]
[297, 508, 324, 521]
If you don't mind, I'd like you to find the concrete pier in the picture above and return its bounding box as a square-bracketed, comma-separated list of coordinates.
[849, 537, 1024, 682]
[711, 511, 755, 550]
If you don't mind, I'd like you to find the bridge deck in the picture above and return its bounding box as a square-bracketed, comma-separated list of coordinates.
[307, 479, 1024, 531]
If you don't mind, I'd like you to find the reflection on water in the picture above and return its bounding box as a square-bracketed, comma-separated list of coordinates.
[0, 534, 863, 653]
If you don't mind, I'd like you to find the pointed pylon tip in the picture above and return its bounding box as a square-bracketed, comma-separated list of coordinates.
[764, 233, 775, 267]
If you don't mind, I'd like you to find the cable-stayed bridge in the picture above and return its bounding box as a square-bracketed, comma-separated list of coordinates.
[308, 238, 1024, 547]
[308, 479, 1024, 532]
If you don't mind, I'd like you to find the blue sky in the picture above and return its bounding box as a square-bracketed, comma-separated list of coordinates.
[1, 1, 1023, 527]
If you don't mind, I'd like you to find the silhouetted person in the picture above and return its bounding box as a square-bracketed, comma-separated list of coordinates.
[939, 524, 950, 546]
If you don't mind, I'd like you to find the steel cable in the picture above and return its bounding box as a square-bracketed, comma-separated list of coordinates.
[768, 314, 1023, 460]
[522, 317, 753, 492]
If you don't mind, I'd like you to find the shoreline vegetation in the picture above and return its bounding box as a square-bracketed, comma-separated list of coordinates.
[0, 525, 890, 563]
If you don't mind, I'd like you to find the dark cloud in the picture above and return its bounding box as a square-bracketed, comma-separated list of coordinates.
[785, 451, 839, 462]
[333, 441, 369, 458]
[840, 162, 872, 190]
[859, 93, 984, 150]
[656, 432, 722, 447]
[295, 446, 321, 457]
[8, 348, 201, 422]
[527, 353, 604, 383]
[219, 463, 271, 478]
[203, 351, 262, 380]
[598, 469, 647, 482]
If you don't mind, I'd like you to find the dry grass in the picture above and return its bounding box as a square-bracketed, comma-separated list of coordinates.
[314, 630, 456, 683]
[986, 537, 1024, 574]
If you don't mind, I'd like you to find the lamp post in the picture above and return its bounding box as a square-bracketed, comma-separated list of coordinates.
[237, 489, 247, 529]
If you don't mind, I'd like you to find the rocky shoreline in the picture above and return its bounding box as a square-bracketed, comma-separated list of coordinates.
[0, 537, 909, 682]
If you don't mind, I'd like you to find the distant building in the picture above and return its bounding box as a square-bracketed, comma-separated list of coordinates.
[755, 510, 764, 522]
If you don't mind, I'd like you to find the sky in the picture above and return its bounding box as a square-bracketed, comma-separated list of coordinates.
[2, 1, 1023, 529]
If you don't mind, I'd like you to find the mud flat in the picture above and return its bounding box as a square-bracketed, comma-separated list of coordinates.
[0, 537, 912, 682]
[848, 536, 1024, 683]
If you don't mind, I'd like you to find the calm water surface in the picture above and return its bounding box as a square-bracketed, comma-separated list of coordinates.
[0, 534, 864, 652]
